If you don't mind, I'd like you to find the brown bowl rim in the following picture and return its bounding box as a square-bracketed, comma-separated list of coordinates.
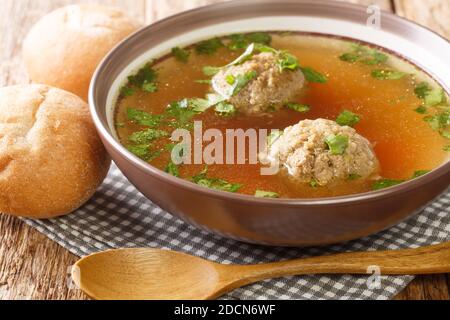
[89, 0, 450, 207]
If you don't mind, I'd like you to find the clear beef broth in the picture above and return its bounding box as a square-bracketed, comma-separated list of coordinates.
[115, 33, 449, 198]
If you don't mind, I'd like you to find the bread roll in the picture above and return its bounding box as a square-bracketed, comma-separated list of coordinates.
[0, 85, 111, 219]
[23, 4, 140, 101]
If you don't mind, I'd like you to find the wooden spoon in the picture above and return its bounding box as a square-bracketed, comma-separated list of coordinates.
[72, 241, 450, 300]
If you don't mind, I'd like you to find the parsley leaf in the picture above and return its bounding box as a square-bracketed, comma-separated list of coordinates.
[226, 74, 236, 85]
[300, 67, 328, 83]
[362, 51, 388, 65]
[348, 174, 362, 181]
[278, 52, 299, 72]
[166, 101, 198, 129]
[415, 106, 427, 114]
[181, 98, 212, 113]
[415, 82, 447, 106]
[127, 144, 151, 160]
[230, 71, 258, 96]
[203, 66, 222, 76]
[227, 32, 272, 50]
[215, 102, 236, 116]
[336, 110, 361, 127]
[371, 69, 407, 80]
[192, 167, 242, 193]
[340, 44, 388, 65]
[372, 179, 404, 190]
[325, 134, 349, 155]
[412, 170, 430, 178]
[120, 86, 135, 97]
[339, 52, 360, 63]
[255, 190, 280, 198]
[128, 63, 158, 88]
[285, 103, 310, 113]
[310, 179, 319, 188]
[142, 81, 157, 93]
[171, 47, 190, 63]
[127, 108, 163, 127]
[195, 38, 224, 55]
[165, 161, 180, 177]
[424, 88, 447, 106]
[423, 111, 449, 134]
[414, 82, 431, 99]
[203, 43, 256, 77]
[128, 129, 168, 144]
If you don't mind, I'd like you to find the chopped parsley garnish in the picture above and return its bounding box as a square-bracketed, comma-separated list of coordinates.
[415, 105, 427, 114]
[412, 170, 430, 178]
[230, 71, 258, 96]
[171, 47, 190, 63]
[192, 167, 242, 193]
[203, 43, 256, 77]
[285, 103, 310, 113]
[371, 69, 406, 80]
[300, 67, 328, 83]
[423, 110, 450, 138]
[127, 144, 151, 160]
[339, 44, 388, 65]
[310, 180, 319, 188]
[424, 88, 447, 106]
[227, 32, 272, 50]
[120, 86, 135, 97]
[215, 102, 236, 116]
[414, 82, 431, 99]
[325, 134, 349, 155]
[165, 161, 180, 177]
[413, 82, 449, 136]
[203, 66, 222, 76]
[444, 145, 450, 152]
[128, 129, 168, 144]
[255, 190, 280, 198]
[372, 170, 431, 190]
[195, 79, 212, 84]
[195, 38, 224, 55]
[128, 63, 158, 88]
[414, 82, 447, 106]
[127, 108, 163, 127]
[278, 52, 299, 72]
[348, 174, 362, 181]
[226, 74, 236, 85]
[372, 179, 404, 190]
[166, 101, 198, 129]
[142, 81, 157, 93]
[180, 98, 212, 113]
[336, 110, 361, 127]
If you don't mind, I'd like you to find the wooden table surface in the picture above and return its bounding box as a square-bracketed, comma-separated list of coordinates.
[0, 0, 449, 300]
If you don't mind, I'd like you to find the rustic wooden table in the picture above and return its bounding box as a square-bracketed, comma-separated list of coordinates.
[0, 0, 449, 300]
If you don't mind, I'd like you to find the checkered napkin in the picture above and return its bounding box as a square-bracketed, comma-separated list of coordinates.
[24, 164, 450, 300]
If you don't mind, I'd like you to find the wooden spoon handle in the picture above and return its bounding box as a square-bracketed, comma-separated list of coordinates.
[229, 242, 450, 284]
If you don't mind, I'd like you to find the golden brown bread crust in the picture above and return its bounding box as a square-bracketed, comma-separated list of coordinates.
[23, 4, 141, 101]
[0, 84, 111, 218]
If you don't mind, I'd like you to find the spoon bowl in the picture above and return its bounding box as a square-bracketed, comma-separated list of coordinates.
[72, 248, 229, 300]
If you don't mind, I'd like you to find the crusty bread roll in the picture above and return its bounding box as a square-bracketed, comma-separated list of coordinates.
[0, 85, 111, 219]
[23, 4, 140, 101]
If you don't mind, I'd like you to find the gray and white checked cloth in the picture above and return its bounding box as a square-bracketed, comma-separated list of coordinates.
[24, 164, 450, 300]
